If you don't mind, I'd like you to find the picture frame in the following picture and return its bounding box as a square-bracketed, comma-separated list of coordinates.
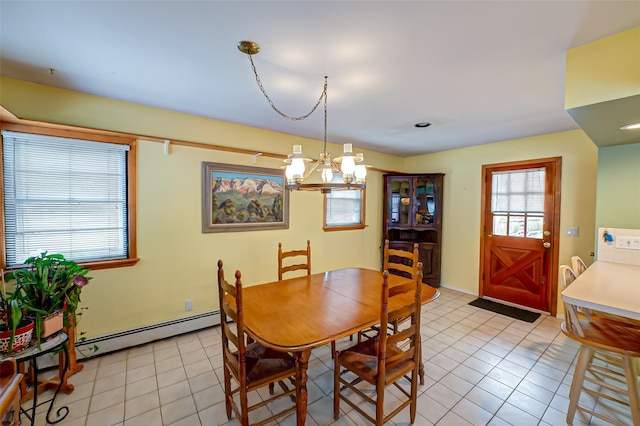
[202, 162, 289, 233]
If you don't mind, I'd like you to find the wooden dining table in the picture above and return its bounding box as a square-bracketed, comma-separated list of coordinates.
[241, 267, 439, 426]
[561, 261, 640, 321]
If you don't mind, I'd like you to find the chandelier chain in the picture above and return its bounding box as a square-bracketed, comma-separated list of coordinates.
[247, 53, 327, 123]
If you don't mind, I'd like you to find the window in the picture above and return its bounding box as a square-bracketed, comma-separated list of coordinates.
[491, 167, 545, 239]
[323, 175, 365, 231]
[1, 125, 137, 269]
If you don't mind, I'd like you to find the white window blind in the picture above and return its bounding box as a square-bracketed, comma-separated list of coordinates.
[491, 167, 545, 214]
[2, 130, 129, 266]
[325, 175, 363, 227]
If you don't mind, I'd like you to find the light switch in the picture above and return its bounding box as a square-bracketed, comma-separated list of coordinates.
[566, 227, 579, 237]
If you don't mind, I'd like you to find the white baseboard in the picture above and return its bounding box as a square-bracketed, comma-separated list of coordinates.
[77, 311, 221, 358]
[439, 282, 478, 296]
[39, 311, 221, 369]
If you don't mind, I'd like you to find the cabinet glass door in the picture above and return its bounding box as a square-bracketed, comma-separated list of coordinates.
[415, 178, 435, 225]
[389, 178, 411, 226]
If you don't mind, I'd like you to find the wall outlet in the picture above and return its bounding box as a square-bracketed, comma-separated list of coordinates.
[185, 300, 193, 311]
[565, 227, 579, 237]
[615, 236, 640, 250]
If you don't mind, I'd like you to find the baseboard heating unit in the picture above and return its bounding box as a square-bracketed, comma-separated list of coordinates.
[39, 311, 221, 369]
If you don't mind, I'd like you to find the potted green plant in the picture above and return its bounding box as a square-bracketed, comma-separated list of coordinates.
[0, 272, 34, 353]
[5, 252, 91, 348]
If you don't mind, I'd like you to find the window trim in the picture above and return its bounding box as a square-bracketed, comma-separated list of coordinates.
[0, 121, 139, 271]
[323, 188, 366, 231]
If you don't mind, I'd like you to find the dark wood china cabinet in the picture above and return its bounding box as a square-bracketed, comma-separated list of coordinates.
[383, 173, 444, 287]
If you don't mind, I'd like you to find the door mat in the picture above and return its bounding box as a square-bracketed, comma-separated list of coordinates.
[468, 298, 541, 323]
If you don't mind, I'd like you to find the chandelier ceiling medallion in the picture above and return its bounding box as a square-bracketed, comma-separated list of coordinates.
[238, 40, 366, 193]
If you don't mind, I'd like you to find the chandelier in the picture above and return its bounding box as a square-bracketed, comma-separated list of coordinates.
[238, 40, 366, 193]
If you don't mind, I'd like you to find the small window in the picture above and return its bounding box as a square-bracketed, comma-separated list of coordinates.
[1, 127, 137, 268]
[323, 175, 365, 231]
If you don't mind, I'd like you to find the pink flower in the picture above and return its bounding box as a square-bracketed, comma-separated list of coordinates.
[74, 276, 89, 287]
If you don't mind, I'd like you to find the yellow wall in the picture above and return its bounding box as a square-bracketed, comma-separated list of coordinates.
[0, 76, 601, 338]
[0, 77, 402, 338]
[565, 27, 640, 109]
[404, 130, 599, 315]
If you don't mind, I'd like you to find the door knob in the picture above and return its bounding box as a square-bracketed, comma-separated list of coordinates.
[543, 242, 551, 248]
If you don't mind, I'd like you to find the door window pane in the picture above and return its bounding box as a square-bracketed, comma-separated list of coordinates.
[526, 216, 544, 239]
[493, 215, 508, 236]
[492, 168, 545, 213]
[508, 215, 525, 237]
[491, 167, 545, 238]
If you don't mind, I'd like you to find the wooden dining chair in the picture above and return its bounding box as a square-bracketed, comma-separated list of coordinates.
[278, 240, 311, 280]
[383, 239, 419, 282]
[559, 265, 640, 426]
[334, 263, 423, 425]
[571, 255, 588, 276]
[217, 260, 298, 426]
[360, 239, 419, 335]
[359, 240, 424, 381]
[277, 240, 346, 357]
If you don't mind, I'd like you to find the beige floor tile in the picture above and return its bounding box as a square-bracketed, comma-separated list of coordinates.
[126, 375, 158, 399]
[89, 386, 125, 413]
[160, 395, 197, 425]
[93, 371, 126, 394]
[97, 359, 127, 378]
[85, 401, 125, 426]
[157, 367, 187, 388]
[452, 397, 494, 426]
[127, 352, 155, 370]
[124, 407, 162, 426]
[154, 346, 180, 362]
[505, 389, 548, 419]
[437, 410, 473, 426]
[127, 363, 157, 384]
[495, 402, 539, 426]
[188, 370, 219, 393]
[169, 413, 201, 426]
[124, 390, 160, 420]
[44, 288, 604, 426]
[159, 380, 192, 405]
[181, 347, 207, 365]
[184, 358, 213, 378]
[156, 355, 183, 374]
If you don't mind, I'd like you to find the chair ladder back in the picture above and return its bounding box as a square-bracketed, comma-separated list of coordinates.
[383, 239, 419, 279]
[559, 265, 584, 337]
[217, 260, 298, 426]
[379, 264, 423, 374]
[571, 256, 588, 276]
[333, 263, 424, 425]
[217, 261, 248, 381]
[377, 270, 391, 380]
[278, 240, 311, 280]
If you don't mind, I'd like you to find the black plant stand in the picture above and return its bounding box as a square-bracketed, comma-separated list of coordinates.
[1, 332, 70, 425]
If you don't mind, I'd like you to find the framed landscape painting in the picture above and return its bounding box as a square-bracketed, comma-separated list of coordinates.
[202, 162, 289, 233]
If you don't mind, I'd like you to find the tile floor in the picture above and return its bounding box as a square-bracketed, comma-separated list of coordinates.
[27, 287, 633, 425]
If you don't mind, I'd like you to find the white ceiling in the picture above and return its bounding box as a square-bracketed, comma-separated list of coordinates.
[1, 1, 639, 157]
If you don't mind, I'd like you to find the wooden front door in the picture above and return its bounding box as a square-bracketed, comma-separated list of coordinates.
[479, 158, 561, 315]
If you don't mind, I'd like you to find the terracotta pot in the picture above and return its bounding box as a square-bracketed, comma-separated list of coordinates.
[0, 319, 34, 354]
[42, 311, 64, 338]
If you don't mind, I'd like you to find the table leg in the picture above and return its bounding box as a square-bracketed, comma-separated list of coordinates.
[295, 349, 312, 426]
